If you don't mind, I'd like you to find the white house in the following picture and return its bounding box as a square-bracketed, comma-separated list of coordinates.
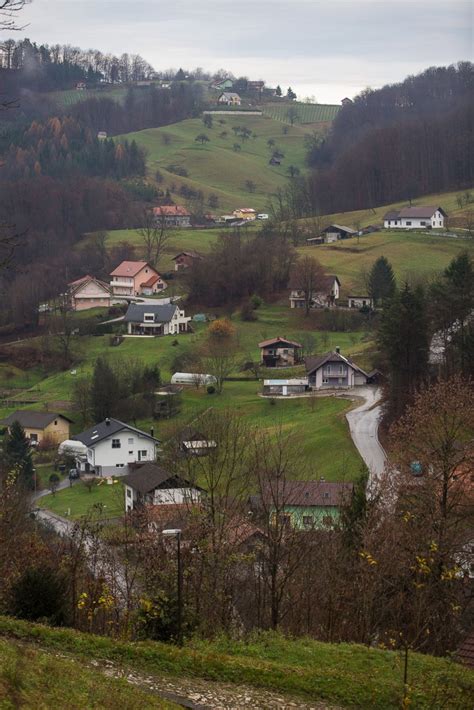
[218, 92, 241, 106]
[123, 303, 190, 336]
[305, 348, 369, 389]
[122, 463, 203, 512]
[383, 206, 447, 230]
[289, 275, 341, 309]
[73, 418, 160, 476]
[348, 295, 374, 309]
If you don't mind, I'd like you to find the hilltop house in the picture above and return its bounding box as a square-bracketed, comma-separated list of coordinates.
[153, 205, 191, 228]
[383, 206, 447, 230]
[1, 411, 72, 446]
[68, 275, 111, 311]
[305, 348, 369, 389]
[211, 78, 234, 91]
[123, 463, 203, 512]
[254, 479, 353, 531]
[124, 302, 190, 336]
[171, 250, 203, 271]
[289, 275, 341, 309]
[258, 337, 302, 367]
[218, 92, 242, 106]
[73, 418, 159, 476]
[110, 261, 166, 297]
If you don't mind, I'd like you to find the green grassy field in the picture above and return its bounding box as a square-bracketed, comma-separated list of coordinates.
[262, 101, 340, 124]
[50, 86, 129, 107]
[1, 618, 471, 709]
[39, 479, 125, 520]
[115, 115, 318, 212]
[0, 636, 176, 709]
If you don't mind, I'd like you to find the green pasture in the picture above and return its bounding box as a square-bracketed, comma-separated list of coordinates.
[262, 101, 340, 124]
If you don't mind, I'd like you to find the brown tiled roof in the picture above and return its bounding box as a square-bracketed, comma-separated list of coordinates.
[260, 479, 353, 507]
[288, 273, 340, 291]
[153, 205, 191, 217]
[68, 275, 111, 294]
[140, 274, 161, 288]
[384, 205, 447, 220]
[457, 631, 474, 667]
[110, 261, 151, 277]
[258, 337, 302, 349]
[171, 251, 203, 260]
[1, 410, 73, 428]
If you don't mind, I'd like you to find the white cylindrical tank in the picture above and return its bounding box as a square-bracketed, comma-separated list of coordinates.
[58, 439, 87, 458]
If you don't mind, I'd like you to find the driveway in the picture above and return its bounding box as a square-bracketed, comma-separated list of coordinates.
[346, 386, 387, 489]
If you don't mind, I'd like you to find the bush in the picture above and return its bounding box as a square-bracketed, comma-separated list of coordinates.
[8, 566, 68, 624]
[166, 164, 188, 177]
[207, 385, 216, 394]
[240, 301, 257, 321]
[250, 294, 263, 309]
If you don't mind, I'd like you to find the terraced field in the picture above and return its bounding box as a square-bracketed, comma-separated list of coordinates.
[262, 101, 340, 124]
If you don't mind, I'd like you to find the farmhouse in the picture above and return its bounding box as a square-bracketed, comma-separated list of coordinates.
[73, 418, 159, 476]
[153, 205, 191, 228]
[171, 250, 203, 271]
[255, 479, 353, 531]
[68, 275, 111, 311]
[320, 224, 357, 241]
[123, 303, 190, 336]
[289, 275, 341, 309]
[1, 411, 72, 446]
[123, 463, 203, 512]
[258, 337, 302, 367]
[262, 378, 308, 396]
[218, 92, 242, 106]
[232, 208, 256, 221]
[348, 295, 374, 309]
[110, 261, 166, 297]
[383, 205, 447, 230]
[305, 348, 369, 389]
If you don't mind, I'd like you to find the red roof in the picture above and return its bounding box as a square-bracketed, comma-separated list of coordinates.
[110, 261, 151, 277]
[153, 205, 191, 217]
[171, 251, 202, 261]
[68, 275, 110, 293]
[68, 274, 93, 287]
[140, 274, 161, 288]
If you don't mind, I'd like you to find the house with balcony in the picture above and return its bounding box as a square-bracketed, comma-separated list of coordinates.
[305, 348, 369, 389]
[123, 302, 190, 336]
[258, 337, 302, 367]
[109, 261, 166, 297]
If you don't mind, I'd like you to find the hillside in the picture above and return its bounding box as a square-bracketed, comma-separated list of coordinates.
[115, 115, 320, 211]
[262, 101, 340, 124]
[0, 617, 472, 709]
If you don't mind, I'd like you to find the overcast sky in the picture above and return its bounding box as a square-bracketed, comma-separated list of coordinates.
[12, 0, 474, 103]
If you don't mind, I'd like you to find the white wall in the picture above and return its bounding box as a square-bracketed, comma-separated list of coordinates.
[80, 430, 156, 475]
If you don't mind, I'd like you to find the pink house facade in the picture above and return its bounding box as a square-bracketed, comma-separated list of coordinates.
[68, 275, 111, 311]
[110, 261, 167, 297]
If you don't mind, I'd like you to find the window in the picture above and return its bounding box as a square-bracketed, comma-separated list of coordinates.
[323, 377, 329, 384]
[115, 463, 124, 467]
[54, 420, 58, 425]
[126, 489, 132, 498]
[338, 365, 343, 374]
[278, 513, 291, 528]
[112, 439, 121, 449]
[406, 221, 412, 226]
[303, 515, 313, 527]
[30, 433, 38, 442]
[420, 221, 426, 226]
[128, 438, 134, 445]
[144, 314, 154, 323]
[128, 451, 133, 455]
[140, 450, 148, 457]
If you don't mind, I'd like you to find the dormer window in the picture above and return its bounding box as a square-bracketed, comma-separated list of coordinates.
[144, 313, 155, 323]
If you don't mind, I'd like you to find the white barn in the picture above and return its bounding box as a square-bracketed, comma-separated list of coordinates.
[383, 205, 447, 230]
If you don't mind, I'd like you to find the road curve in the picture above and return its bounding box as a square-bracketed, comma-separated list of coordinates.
[346, 386, 387, 487]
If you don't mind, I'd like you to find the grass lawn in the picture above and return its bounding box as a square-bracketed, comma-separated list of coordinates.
[1, 618, 471, 709]
[301, 228, 474, 294]
[39, 478, 124, 520]
[262, 101, 340, 124]
[115, 115, 318, 212]
[0, 636, 176, 709]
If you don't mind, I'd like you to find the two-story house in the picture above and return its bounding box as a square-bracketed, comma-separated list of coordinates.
[68, 275, 111, 311]
[305, 348, 369, 389]
[152, 205, 191, 228]
[110, 261, 166, 297]
[73, 418, 160, 476]
[258, 337, 302, 367]
[1, 410, 72, 446]
[383, 205, 447, 230]
[171, 250, 203, 271]
[289, 275, 341, 309]
[123, 303, 190, 336]
[218, 92, 242, 106]
[123, 463, 203, 512]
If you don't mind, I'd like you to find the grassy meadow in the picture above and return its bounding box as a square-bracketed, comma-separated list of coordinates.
[115, 115, 318, 212]
[262, 101, 340, 124]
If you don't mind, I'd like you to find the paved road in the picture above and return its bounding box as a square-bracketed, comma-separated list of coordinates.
[346, 386, 387, 491]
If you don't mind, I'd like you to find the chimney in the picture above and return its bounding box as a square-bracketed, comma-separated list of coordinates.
[335, 346, 340, 354]
[105, 417, 110, 426]
[150, 426, 154, 438]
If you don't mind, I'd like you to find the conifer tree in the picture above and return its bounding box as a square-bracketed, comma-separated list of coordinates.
[91, 357, 120, 421]
[368, 256, 396, 306]
[3, 421, 35, 489]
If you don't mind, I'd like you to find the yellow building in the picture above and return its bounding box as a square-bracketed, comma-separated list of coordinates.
[2, 411, 72, 446]
[232, 208, 256, 221]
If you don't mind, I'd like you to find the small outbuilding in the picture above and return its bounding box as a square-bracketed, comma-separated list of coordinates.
[262, 378, 308, 396]
[348, 296, 374, 309]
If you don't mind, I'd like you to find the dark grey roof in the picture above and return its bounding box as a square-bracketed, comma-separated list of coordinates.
[305, 350, 368, 377]
[384, 210, 400, 220]
[1, 410, 73, 428]
[124, 303, 178, 324]
[321, 224, 357, 234]
[122, 463, 196, 494]
[73, 418, 159, 448]
[384, 206, 447, 220]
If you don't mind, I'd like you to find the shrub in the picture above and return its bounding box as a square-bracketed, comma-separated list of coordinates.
[166, 164, 188, 177]
[8, 566, 68, 624]
[207, 385, 216, 394]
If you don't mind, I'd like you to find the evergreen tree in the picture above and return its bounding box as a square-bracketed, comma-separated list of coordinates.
[174, 68, 186, 81]
[91, 356, 120, 421]
[286, 87, 296, 100]
[378, 283, 429, 420]
[3, 421, 35, 489]
[368, 256, 396, 306]
[340, 470, 369, 551]
[275, 85, 282, 97]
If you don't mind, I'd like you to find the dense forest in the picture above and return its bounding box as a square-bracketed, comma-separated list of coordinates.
[279, 63, 473, 217]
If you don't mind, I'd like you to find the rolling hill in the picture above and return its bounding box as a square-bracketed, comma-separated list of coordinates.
[115, 115, 321, 212]
[262, 101, 340, 124]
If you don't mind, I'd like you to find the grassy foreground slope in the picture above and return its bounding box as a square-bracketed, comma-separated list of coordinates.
[0, 636, 175, 709]
[0, 618, 472, 709]
[116, 115, 317, 211]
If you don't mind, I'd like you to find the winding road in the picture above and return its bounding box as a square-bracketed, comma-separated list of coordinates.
[345, 386, 387, 491]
